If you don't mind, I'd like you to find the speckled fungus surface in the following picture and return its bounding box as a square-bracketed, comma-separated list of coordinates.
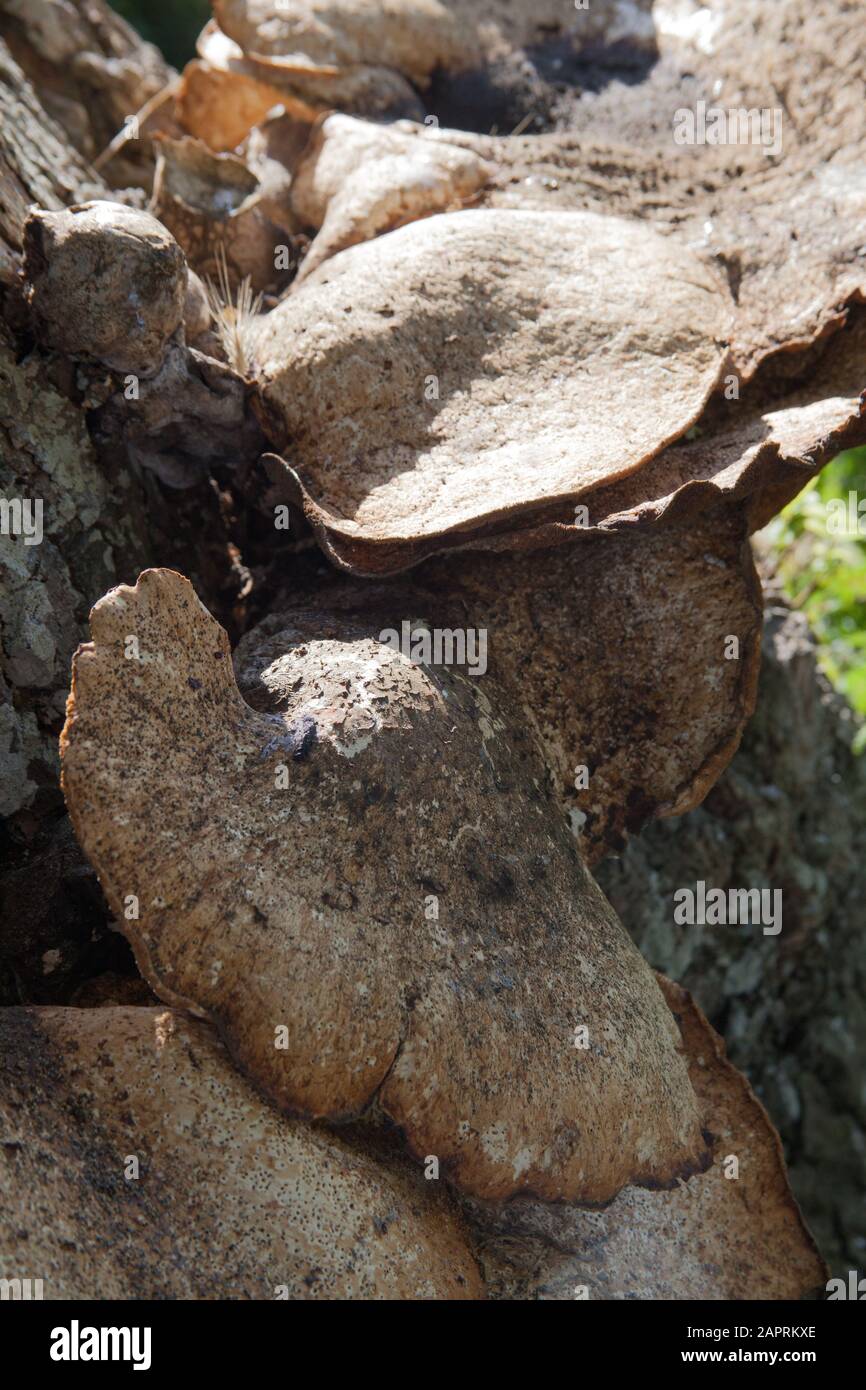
[61, 568, 710, 1203]
[468, 978, 828, 1300]
[411, 509, 764, 861]
[290, 114, 493, 281]
[0, 1006, 483, 1299]
[251, 207, 731, 574]
[23, 202, 187, 379]
[207, 0, 866, 385]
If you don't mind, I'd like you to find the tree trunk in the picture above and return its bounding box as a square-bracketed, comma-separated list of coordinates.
[598, 598, 866, 1276]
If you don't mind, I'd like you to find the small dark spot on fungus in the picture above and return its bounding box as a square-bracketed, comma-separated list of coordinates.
[287, 714, 319, 762]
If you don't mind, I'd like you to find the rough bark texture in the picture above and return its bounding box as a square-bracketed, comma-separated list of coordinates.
[597, 596, 866, 1277]
[0, 0, 176, 190]
[0, 39, 252, 1002]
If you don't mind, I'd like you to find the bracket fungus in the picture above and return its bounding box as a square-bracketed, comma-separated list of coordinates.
[468, 979, 828, 1300]
[23, 201, 187, 380]
[207, 0, 657, 123]
[252, 207, 731, 573]
[210, 0, 469, 88]
[290, 114, 493, 282]
[61, 568, 709, 1204]
[440, 313, 866, 562]
[3, 0, 861, 1304]
[0, 1006, 483, 1299]
[176, 16, 423, 152]
[456, 0, 866, 384]
[415, 510, 764, 861]
[151, 134, 297, 292]
[215, 0, 865, 384]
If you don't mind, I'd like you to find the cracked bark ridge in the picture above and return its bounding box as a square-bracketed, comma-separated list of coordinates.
[252, 207, 731, 575]
[0, 0, 177, 190]
[468, 976, 827, 1300]
[60, 568, 708, 1203]
[0, 1005, 483, 1298]
[0, 37, 105, 275]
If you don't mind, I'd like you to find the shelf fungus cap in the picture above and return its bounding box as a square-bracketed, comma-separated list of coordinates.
[0, 1006, 483, 1299]
[151, 135, 295, 291]
[211, 0, 472, 87]
[61, 568, 708, 1203]
[176, 20, 424, 152]
[470, 978, 828, 1300]
[23, 201, 188, 379]
[419, 509, 764, 862]
[210, 0, 655, 90]
[291, 114, 493, 282]
[251, 207, 731, 574]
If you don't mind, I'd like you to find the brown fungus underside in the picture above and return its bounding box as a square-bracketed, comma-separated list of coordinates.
[467, 977, 828, 1301]
[60, 568, 709, 1204]
[0, 1005, 483, 1299]
[412, 509, 764, 862]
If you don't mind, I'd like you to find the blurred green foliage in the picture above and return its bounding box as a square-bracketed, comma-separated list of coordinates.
[110, 0, 210, 67]
[765, 446, 866, 748]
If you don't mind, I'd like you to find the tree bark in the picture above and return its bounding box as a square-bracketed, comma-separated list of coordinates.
[598, 598, 866, 1276]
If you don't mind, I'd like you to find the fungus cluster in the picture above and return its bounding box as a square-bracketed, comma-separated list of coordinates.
[2, 0, 864, 1300]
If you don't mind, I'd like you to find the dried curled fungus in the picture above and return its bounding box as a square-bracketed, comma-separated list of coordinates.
[290, 114, 493, 281]
[176, 17, 423, 151]
[61, 568, 709, 1203]
[151, 134, 296, 291]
